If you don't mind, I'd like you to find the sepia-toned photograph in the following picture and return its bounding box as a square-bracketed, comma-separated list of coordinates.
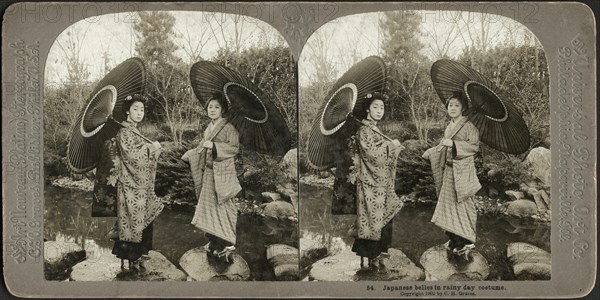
[2, 1, 596, 298]
[43, 10, 299, 282]
[299, 10, 551, 281]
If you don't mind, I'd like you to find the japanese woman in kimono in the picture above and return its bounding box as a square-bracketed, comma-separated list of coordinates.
[112, 94, 164, 270]
[422, 91, 481, 259]
[182, 96, 241, 263]
[351, 92, 405, 271]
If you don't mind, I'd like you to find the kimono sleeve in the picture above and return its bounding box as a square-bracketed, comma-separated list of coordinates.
[453, 122, 480, 160]
[213, 124, 240, 161]
[117, 127, 156, 185]
[358, 126, 388, 160]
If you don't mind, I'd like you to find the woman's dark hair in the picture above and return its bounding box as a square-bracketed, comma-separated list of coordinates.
[122, 94, 147, 115]
[361, 92, 388, 112]
[356, 92, 388, 120]
[445, 91, 469, 111]
[204, 93, 229, 114]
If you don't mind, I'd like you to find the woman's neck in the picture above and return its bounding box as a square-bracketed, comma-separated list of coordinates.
[210, 116, 223, 124]
[125, 119, 138, 127]
[451, 115, 463, 123]
[366, 116, 377, 125]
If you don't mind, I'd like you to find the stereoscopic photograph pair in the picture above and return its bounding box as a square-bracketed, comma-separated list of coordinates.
[37, 8, 555, 286]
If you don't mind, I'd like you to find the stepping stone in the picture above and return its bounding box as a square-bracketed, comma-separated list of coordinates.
[420, 244, 489, 281]
[266, 244, 299, 280]
[309, 248, 423, 281]
[179, 247, 250, 281]
[70, 250, 186, 281]
[44, 241, 86, 281]
[507, 242, 551, 280]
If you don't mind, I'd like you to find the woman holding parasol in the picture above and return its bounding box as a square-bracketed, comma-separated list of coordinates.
[305, 56, 406, 271]
[185, 61, 291, 263]
[349, 92, 405, 271]
[111, 94, 164, 270]
[422, 91, 481, 259]
[66, 58, 163, 270]
[424, 59, 531, 260]
[182, 94, 241, 262]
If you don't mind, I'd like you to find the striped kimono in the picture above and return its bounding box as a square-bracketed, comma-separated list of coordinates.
[423, 116, 481, 242]
[183, 119, 241, 245]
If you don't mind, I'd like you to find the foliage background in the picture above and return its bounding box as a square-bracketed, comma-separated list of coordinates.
[44, 11, 296, 205]
[299, 11, 549, 200]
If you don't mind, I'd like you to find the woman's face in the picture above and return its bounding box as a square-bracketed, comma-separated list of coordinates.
[126, 101, 145, 123]
[367, 99, 385, 121]
[447, 98, 463, 119]
[207, 99, 223, 120]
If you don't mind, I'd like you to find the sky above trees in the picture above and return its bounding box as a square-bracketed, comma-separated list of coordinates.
[299, 11, 542, 87]
[45, 11, 286, 85]
[45, 9, 543, 88]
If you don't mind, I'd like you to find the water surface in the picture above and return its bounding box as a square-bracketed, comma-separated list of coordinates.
[300, 183, 550, 280]
[45, 185, 298, 281]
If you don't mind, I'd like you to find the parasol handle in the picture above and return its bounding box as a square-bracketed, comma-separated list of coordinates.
[349, 115, 393, 141]
[132, 130, 153, 143]
[109, 117, 154, 143]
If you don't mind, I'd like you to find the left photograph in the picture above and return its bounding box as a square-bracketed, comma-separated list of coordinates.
[43, 11, 299, 281]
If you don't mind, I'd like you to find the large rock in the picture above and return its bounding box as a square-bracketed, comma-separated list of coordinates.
[507, 242, 551, 280]
[262, 200, 295, 219]
[504, 190, 524, 201]
[521, 183, 550, 212]
[530, 190, 549, 212]
[276, 183, 298, 214]
[539, 190, 551, 208]
[71, 250, 186, 281]
[179, 248, 250, 281]
[266, 244, 299, 280]
[300, 237, 328, 266]
[381, 248, 425, 281]
[44, 241, 86, 280]
[261, 191, 282, 203]
[309, 249, 423, 281]
[506, 200, 539, 218]
[280, 148, 298, 181]
[420, 244, 489, 281]
[525, 147, 551, 187]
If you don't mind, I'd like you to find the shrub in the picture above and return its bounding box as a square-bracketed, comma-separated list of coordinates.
[155, 142, 196, 203]
[395, 139, 436, 199]
[238, 150, 289, 198]
[44, 150, 70, 181]
[478, 154, 537, 195]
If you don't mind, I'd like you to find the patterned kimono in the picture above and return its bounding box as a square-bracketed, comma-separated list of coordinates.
[112, 122, 164, 260]
[183, 119, 241, 245]
[423, 116, 481, 242]
[351, 120, 403, 258]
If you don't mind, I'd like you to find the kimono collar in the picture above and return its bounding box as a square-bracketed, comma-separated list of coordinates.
[450, 115, 467, 125]
[122, 120, 137, 128]
[206, 117, 227, 135]
[362, 118, 378, 127]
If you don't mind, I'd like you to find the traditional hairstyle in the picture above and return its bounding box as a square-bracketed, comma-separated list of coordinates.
[204, 93, 229, 114]
[356, 91, 388, 120]
[362, 92, 388, 111]
[445, 91, 469, 111]
[122, 94, 147, 115]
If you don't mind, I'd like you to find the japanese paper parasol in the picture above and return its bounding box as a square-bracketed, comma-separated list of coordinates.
[431, 59, 530, 154]
[67, 57, 147, 173]
[305, 56, 387, 170]
[189, 60, 291, 156]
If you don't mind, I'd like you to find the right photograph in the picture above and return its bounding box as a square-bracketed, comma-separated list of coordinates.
[299, 10, 550, 281]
